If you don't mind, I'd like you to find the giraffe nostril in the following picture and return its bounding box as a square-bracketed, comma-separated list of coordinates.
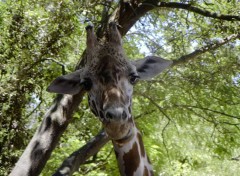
[105, 108, 128, 121]
[122, 111, 127, 120]
[106, 111, 114, 119]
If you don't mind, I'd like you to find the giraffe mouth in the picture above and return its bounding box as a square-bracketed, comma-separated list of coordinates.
[114, 128, 134, 144]
[102, 119, 134, 140]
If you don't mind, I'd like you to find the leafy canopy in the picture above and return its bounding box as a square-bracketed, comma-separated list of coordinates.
[0, 0, 239, 175]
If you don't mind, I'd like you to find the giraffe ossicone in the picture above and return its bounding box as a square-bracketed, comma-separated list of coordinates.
[47, 22, 172, 176]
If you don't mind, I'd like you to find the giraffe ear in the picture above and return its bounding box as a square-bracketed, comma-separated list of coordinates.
[132, 56, 172, 80]
[47, 69, 83, 95]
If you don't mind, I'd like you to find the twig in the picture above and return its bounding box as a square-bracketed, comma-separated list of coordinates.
[172, 33, 240, 66]
[231, 155, 240, 161]
[176, 104, 240, 120]
[162, 118, 171, 163]
[26, 58, 67, 75]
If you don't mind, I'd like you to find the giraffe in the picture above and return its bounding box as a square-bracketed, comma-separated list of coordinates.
[47, 22, 172, 176]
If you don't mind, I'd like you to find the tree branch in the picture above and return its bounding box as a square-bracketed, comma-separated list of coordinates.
[176, 104, 240, 120]
[231, 155, 240, 161]
[110, 0, 155, 36]
[172, 33, 240, 66]
[96, 0, 114, 39]
[111, 0, 240, 37]
[53, 130, 109, 176]
[26, 58, 67, 75]
[141, 1, 240, 21]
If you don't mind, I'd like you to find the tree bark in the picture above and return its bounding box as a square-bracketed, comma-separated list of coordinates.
[53, 130, 109, 176]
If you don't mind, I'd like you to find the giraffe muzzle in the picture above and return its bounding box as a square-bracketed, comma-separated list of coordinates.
[105, 107, 128, 121]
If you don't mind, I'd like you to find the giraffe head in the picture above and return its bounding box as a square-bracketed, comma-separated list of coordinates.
[47, 22, 172, 140]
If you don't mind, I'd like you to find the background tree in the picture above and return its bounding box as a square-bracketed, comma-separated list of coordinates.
[0, 0, 239, 175]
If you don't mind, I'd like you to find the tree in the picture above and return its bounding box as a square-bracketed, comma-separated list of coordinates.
[0, 0, 239, 175]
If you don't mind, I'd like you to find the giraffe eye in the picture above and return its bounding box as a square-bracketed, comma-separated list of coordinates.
[129, 74, 139, 85]
[81, 78, 92, 90]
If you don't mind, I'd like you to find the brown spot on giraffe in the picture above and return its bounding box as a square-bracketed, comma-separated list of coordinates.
[144, 166, 149, 176]
[123, 142, 140, 176]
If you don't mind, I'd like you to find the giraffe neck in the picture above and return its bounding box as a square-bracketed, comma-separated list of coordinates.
[112, 126, 154, 176]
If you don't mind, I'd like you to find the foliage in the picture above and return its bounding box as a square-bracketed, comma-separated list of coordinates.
[0, 0, 240, 175]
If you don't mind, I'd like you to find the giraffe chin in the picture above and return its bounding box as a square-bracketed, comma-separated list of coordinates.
[103, 121, 134, 140]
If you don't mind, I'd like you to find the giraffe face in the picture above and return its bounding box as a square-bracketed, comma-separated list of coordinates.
[47, 22, 172, 140]
[86, 53, 138, 140]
